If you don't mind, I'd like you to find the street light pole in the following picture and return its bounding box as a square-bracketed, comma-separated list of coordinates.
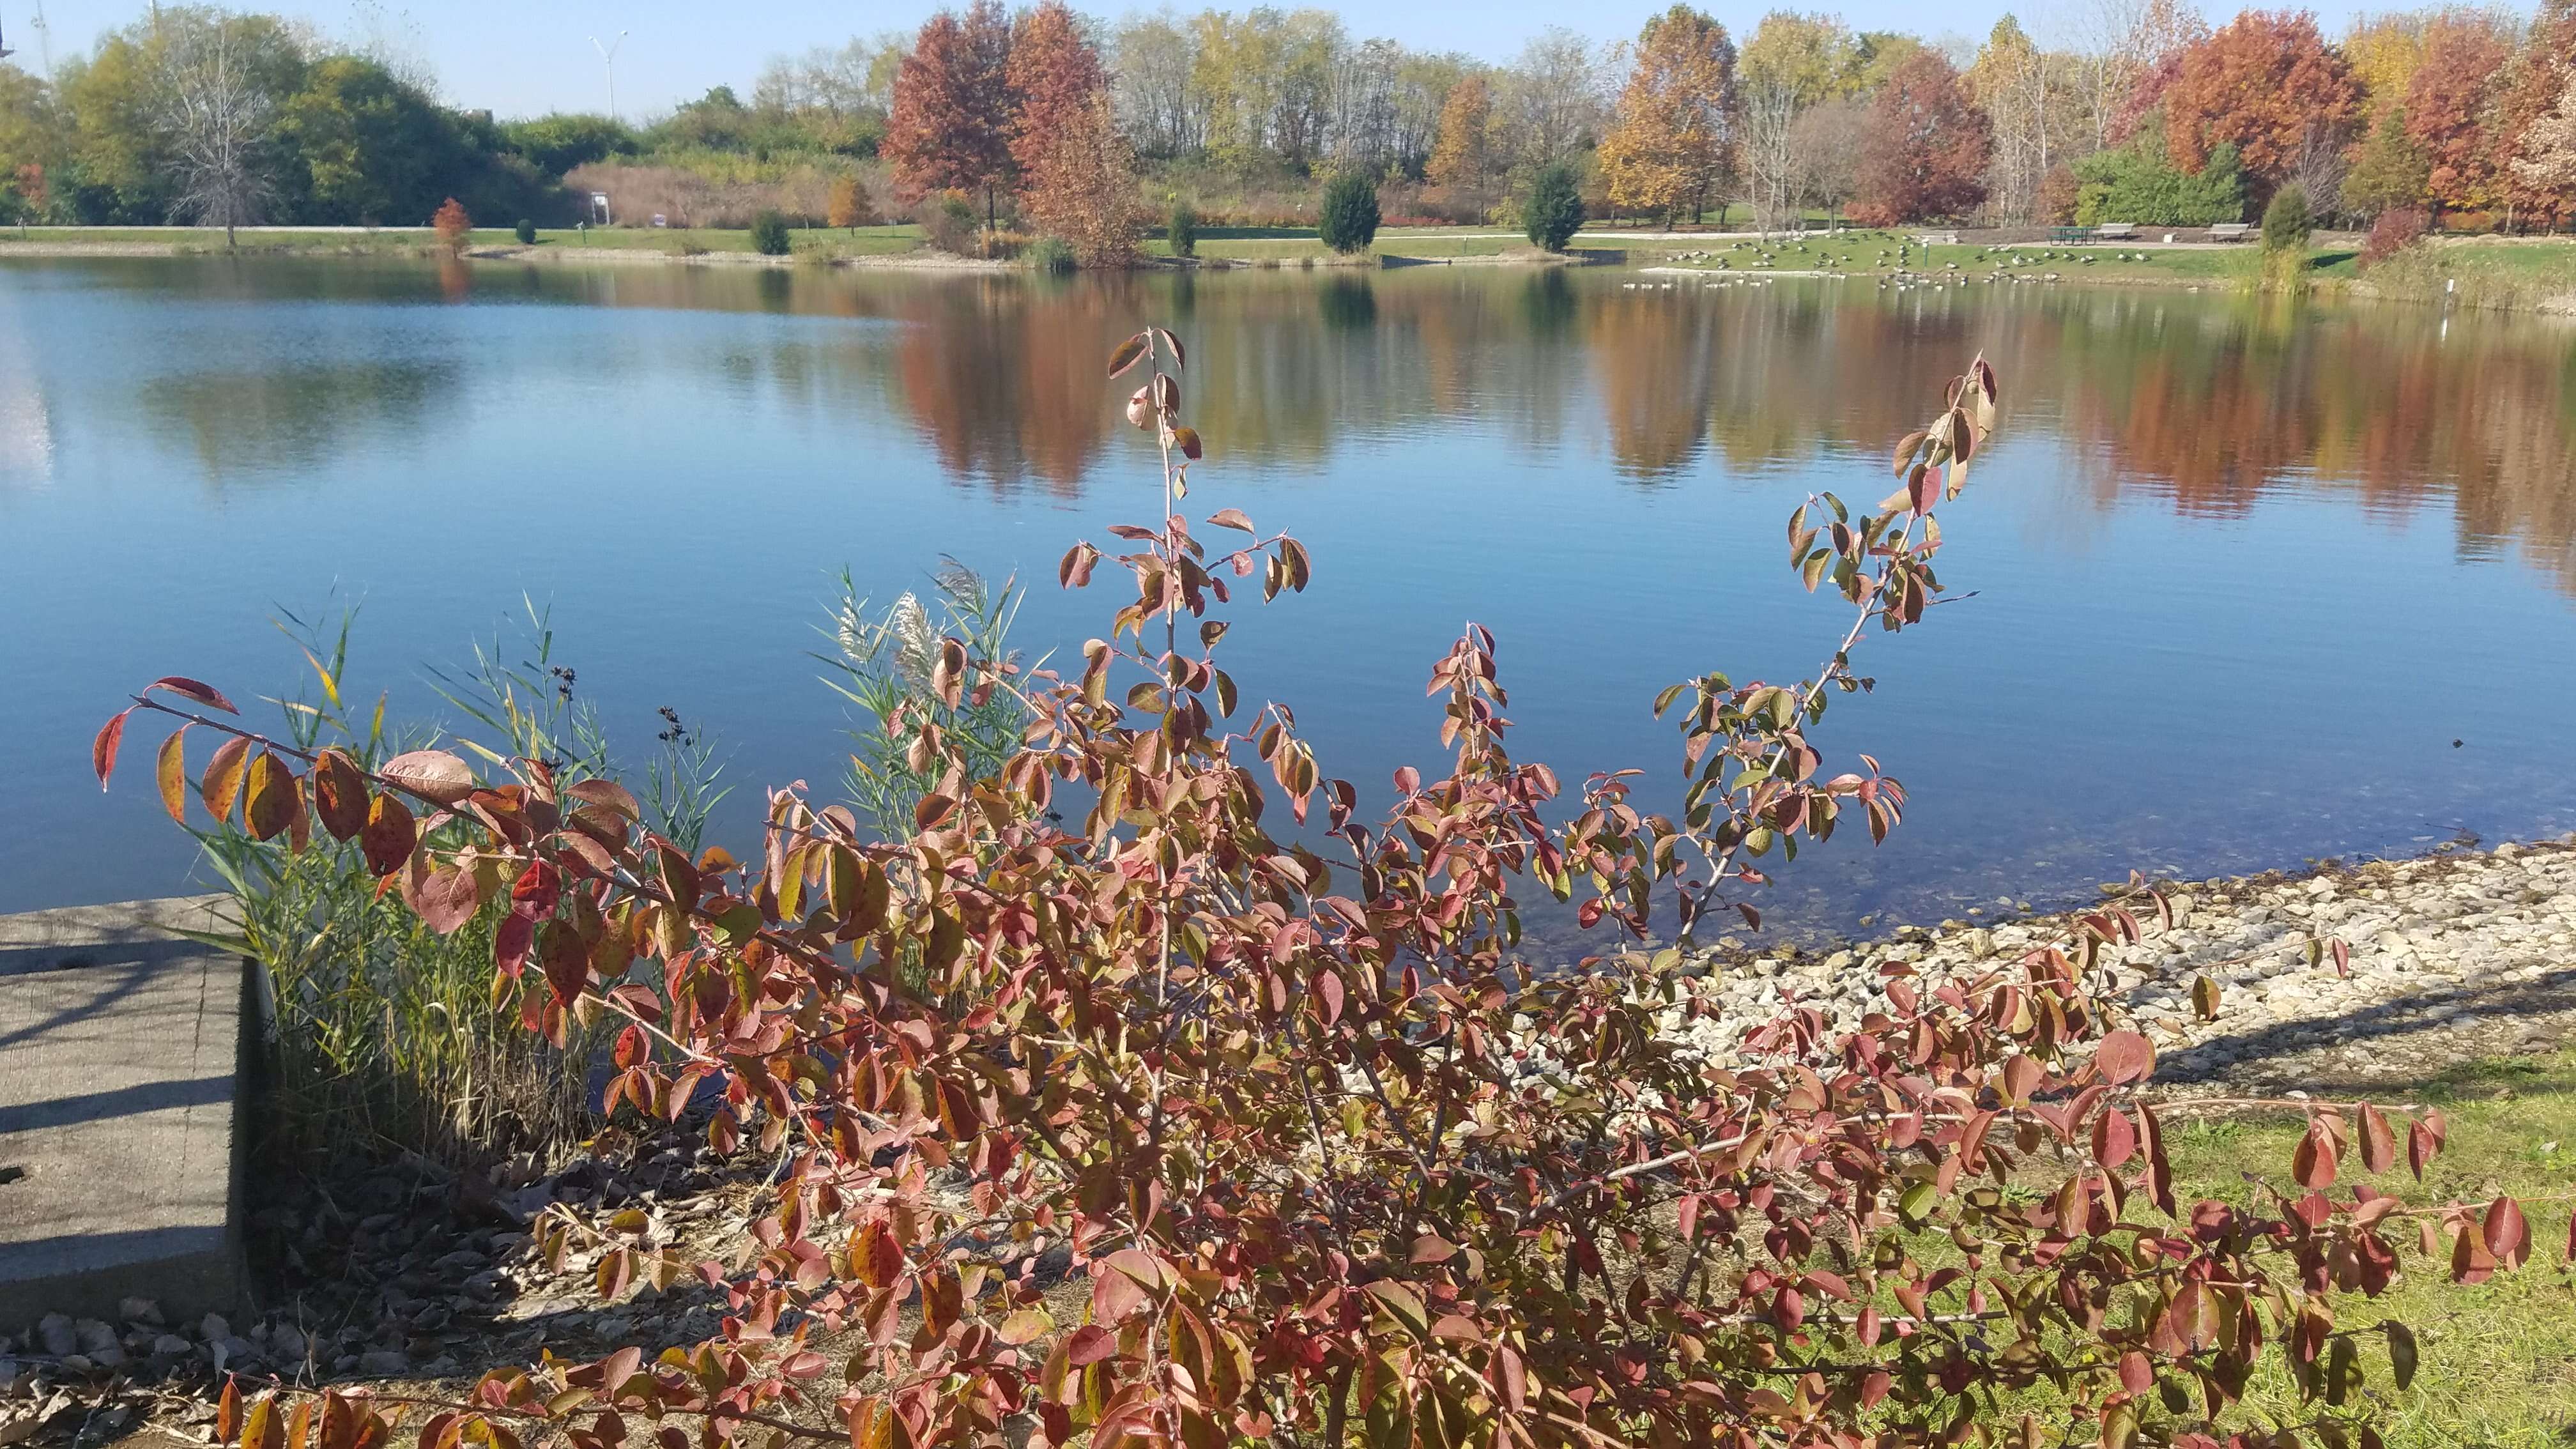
[590, 31, 628, 121]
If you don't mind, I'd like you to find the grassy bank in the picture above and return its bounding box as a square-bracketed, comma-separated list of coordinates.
[6, 222, 2573, 307]
[2156, 1050, 2576, 1446]
[2317, 235, 2576, 311]
[1637, 227, 2576, 311]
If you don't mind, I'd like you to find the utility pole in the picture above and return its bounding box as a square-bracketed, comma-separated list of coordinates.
[27, 2, 49, 75]
[590, 31, 628, 121]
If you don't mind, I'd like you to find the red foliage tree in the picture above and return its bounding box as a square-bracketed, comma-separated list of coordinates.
[430, 197, 471, 254]
[1850, 49, 1989, 226]
[2404, 15, 2511, 217]
[2502, 0, 2576, 227]
[2161, 10, 2360, 188]
[882, 0, 1019, 226]
[1007, 0, 1109, 178]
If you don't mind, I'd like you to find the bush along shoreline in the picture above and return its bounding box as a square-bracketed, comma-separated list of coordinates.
[73, 322, 2570, 1449]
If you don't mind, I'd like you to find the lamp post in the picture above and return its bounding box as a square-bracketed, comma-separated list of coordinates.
[590, 31, 628, 121]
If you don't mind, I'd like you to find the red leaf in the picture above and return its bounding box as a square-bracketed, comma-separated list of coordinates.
[2358, 1103, 2396, 1175]
[1313, 970, 1344, 1027]
[91, 709, 130, 789]
[2292, 1120, 2338, 1191]
[148, 676, 239, 714]
[2484, 1196, 2530, 1268]
[360, 794, 417, 877]
[2094, 1030, 2156, 1085]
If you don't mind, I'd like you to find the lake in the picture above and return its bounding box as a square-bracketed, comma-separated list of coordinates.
[3, 254, 2572, 944]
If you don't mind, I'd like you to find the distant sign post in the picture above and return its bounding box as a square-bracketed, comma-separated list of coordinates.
[589, 192, 612, 226]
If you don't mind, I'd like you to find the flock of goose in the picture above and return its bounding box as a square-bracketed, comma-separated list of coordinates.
[1618, 236, 2172, 294]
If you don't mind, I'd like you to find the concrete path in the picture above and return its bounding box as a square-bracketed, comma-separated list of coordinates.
[0, 898, 248, 1335]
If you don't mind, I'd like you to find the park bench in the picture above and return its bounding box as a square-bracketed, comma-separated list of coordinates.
[2093, 222, 2138, 240]
[2050, 225, 2089, 243]
[2207, 222, 2252, 241]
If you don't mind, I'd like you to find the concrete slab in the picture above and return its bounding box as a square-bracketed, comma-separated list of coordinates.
[0, 897, 249, 1333]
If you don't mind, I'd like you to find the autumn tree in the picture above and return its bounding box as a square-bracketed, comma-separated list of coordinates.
[825, 173, 876, 231]
[2511, 69, 2576, 223]
[2504, 0, 2576, 227]
[1739, 11, 1863, 231]
[1966, 15, 2065, 224]
[1022, 90, 1142, 265]
[430, 195, 470, 252]
[2403, 13, 2511, 217]
[883, 0, 1018, 231]
[10, 162, 46, 232]
[1008, 0, 1108, 176]
[2161, 10, 2360, 191]
[1851, 48, 1989, 225]
[1425, 72, 1493, 188]
[2343, 11, 2425, 119]
[1597, 5, 1738, 226]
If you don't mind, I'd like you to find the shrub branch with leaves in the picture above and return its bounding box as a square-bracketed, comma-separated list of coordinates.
[99, 335, 2549, 1449]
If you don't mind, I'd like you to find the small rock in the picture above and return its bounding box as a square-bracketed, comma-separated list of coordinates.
[116, 1299, 164, 1328]
[33, 1319, 73, 1359]
[357, 1349, 410, 1376]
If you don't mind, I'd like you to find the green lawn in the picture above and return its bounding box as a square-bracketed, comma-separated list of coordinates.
[2149, 1052, 2576, 1446]
[0, 222, 929, 258]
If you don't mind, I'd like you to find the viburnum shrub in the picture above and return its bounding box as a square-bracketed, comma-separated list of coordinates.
[102, 333, 2549, 1449]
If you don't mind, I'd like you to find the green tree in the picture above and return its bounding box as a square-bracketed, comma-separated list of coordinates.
[1522, 158, 1586, 250]
[277, 56, 471, 226]
[749, 209, 792, 254]
[1317, 168, 1380, 252]
[2342, 103, 2430, 219]
[1166, 197, 1199, 257]
[2260, 181, 2311, 249]
[2071, 132, 2245, 225]
[496, 114, 636, 177]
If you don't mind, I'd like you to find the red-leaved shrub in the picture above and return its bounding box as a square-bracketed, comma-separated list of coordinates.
[2363, 206, 2430, 266]
[100, 335, 2541, 1449]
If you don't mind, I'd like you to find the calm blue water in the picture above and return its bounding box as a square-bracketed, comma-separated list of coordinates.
[4, 255, 2572, 940]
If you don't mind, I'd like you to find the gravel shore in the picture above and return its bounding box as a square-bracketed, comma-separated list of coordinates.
[1657, 836, 2576, 1098]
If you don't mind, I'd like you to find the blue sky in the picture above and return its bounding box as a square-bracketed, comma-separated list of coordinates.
[12, 0, 2497, 120]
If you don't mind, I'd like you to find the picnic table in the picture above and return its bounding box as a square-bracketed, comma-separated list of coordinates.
[2050, 225, 2090, 242]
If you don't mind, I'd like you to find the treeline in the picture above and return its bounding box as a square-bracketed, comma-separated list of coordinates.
[3, 0, 2575, 234]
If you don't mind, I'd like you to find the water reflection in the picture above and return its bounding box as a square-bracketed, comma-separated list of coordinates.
[20, 256, 2573, 584]
[3, 254, 2574, 928]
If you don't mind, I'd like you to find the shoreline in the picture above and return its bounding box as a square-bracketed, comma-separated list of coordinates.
[3, 238, 2568, 310]
[1646, 834, 2576, 1099]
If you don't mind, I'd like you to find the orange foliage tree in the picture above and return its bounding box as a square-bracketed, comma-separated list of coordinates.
[2402, 14, 2512, 217]
[430, 196, 471, 253]
[1022, 92, 1142, 265]
[1850, 49, 1989, 226]
[826, 174, 878, 232]
[883, 0, 1020, 229]
[1597, 5, 1739, 226]
[2161, 11, 2360, 189]
[1425, 73, 1494, 191]
[1008, 1, 1110, 178]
